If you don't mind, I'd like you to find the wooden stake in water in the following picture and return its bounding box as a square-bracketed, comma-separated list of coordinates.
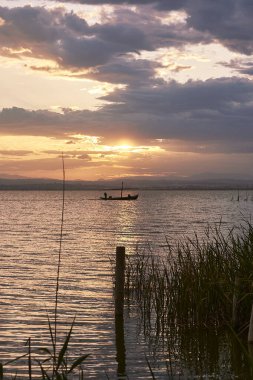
[115, 246, 125, 316]
[248, 304, 253, 343]
[121, 182, 123, 199]
[0, 363, 3, 380]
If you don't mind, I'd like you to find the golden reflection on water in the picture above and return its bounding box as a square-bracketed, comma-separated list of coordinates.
[0, 190, 253, 378]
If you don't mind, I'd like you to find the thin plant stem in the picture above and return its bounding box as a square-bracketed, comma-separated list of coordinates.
[53, 153, 66, 376]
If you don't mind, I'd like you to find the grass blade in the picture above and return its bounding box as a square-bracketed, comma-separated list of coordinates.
[56, 316, 76, 371]
[68, 354, 89, 374]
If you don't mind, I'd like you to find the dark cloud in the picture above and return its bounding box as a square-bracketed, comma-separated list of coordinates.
[240, 67, 253, 76]
[66, 140, 76, 144]
[0, 6, 150, 69]
[0, 6, 148, 68]
[0, 5, 207, 77]
[88, 58, 161, 85]
[47, 0, 253, 55]
[1, 78, 253, 154]
[219, 58, 253, 77]
[233, 61, 253, 76]
[171, 65, 192, 72]
[158, 139, 253, 154]
[184, 0, 253, 55]
[48, 0, 186, 9]
[102, 77, 253, 118]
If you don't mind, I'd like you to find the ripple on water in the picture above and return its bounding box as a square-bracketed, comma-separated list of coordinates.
[0, 190, 253, 378]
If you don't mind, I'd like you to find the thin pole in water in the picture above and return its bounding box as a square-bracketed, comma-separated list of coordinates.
[115, 246, 125, 316]
[121, 182, 123, 199]
[114, 246, 126, 376]
[248, 304, 253, 343]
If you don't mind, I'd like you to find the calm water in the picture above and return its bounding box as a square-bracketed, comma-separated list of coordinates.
[0, 189, 253, 379]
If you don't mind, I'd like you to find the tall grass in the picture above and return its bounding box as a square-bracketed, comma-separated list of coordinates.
[126, 223, 253, 331]
[126, 223, 253, 377]
[0, 155, 89, 379]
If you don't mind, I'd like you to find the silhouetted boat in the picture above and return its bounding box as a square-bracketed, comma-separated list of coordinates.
[100, 182, 138, 201]
[100, 194, 138, 200]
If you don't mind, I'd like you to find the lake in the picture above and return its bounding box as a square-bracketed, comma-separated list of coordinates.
[0, 189, 253, 379]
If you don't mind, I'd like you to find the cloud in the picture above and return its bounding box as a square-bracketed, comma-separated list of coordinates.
[100, 77, 253, 143]
[0, 156, 97, 173]
[221, 58, 253, 77]
[1, 1, 253, 179]
[45, 0, 253, 55]
[158, 139, 253, 155]
[0, 6, 151, 69]
[88, 58, 161, 85]
[1, 77, 253, 154]
[48, 0, 186, 9]
[0, 5, 208, 77]
[0, 150, 33, 156]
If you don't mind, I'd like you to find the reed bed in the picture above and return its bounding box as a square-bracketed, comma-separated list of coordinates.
[126, 223, 253, 332]
[125, 224, 253, 377]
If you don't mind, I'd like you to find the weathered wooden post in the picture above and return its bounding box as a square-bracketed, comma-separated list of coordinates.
[248, 304, 253, 343]
[115, 246, 126, 316]
[0, 363, 3, 380]
[114, 246, 126, 376]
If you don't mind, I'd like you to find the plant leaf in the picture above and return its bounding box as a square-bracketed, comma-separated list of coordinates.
[68, 354, 89, 373]
[145, 354, 156, 380]
[4, 353, 28, 366]
[37, 347, 53, 357]
[56, 316, 76, 370]
[46, 312, 55, 350]
[37, 361, 51, 380]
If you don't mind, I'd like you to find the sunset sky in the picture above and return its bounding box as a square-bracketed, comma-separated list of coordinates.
[1, 0, 253, 180]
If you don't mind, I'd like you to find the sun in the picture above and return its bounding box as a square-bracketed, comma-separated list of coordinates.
[115, 139, 135, 151]
[116, 144, 133, 151]
[102, 140, 135, 153]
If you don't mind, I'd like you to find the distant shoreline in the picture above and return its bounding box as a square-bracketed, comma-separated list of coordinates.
[1, 186, 253, 191]
[1, 177, 253, 191]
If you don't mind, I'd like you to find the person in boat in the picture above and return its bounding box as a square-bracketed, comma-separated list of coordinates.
[104, 192, 107, 199]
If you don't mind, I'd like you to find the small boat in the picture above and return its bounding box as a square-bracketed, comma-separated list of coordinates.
[100, 194, 138, 201]
[100, 182, 138, 201]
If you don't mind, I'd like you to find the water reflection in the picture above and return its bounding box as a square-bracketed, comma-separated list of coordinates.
[0, 190, 253, 378]
[139, 319, 253, 379]
[115, 315, 126, 378]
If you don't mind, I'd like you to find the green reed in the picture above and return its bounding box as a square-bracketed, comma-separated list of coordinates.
[0, 156, 89, 379]
[125, 224, 253, 377]
[126, 223, 253, 331]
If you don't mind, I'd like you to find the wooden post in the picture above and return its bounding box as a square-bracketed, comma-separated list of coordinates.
[115, 246, 125, 316]
[248, 304, 253, 343]
[0, 363, 3, 380]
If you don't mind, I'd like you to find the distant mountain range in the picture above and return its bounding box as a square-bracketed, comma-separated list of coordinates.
[0, 173, 253, 190]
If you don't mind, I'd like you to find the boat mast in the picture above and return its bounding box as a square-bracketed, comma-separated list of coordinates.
[121, 181, 123, 199]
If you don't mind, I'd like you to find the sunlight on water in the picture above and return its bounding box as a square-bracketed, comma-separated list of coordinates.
[0, 190, 253, 378]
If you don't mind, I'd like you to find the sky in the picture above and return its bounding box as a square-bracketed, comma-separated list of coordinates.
[0, 0, 253, 180]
